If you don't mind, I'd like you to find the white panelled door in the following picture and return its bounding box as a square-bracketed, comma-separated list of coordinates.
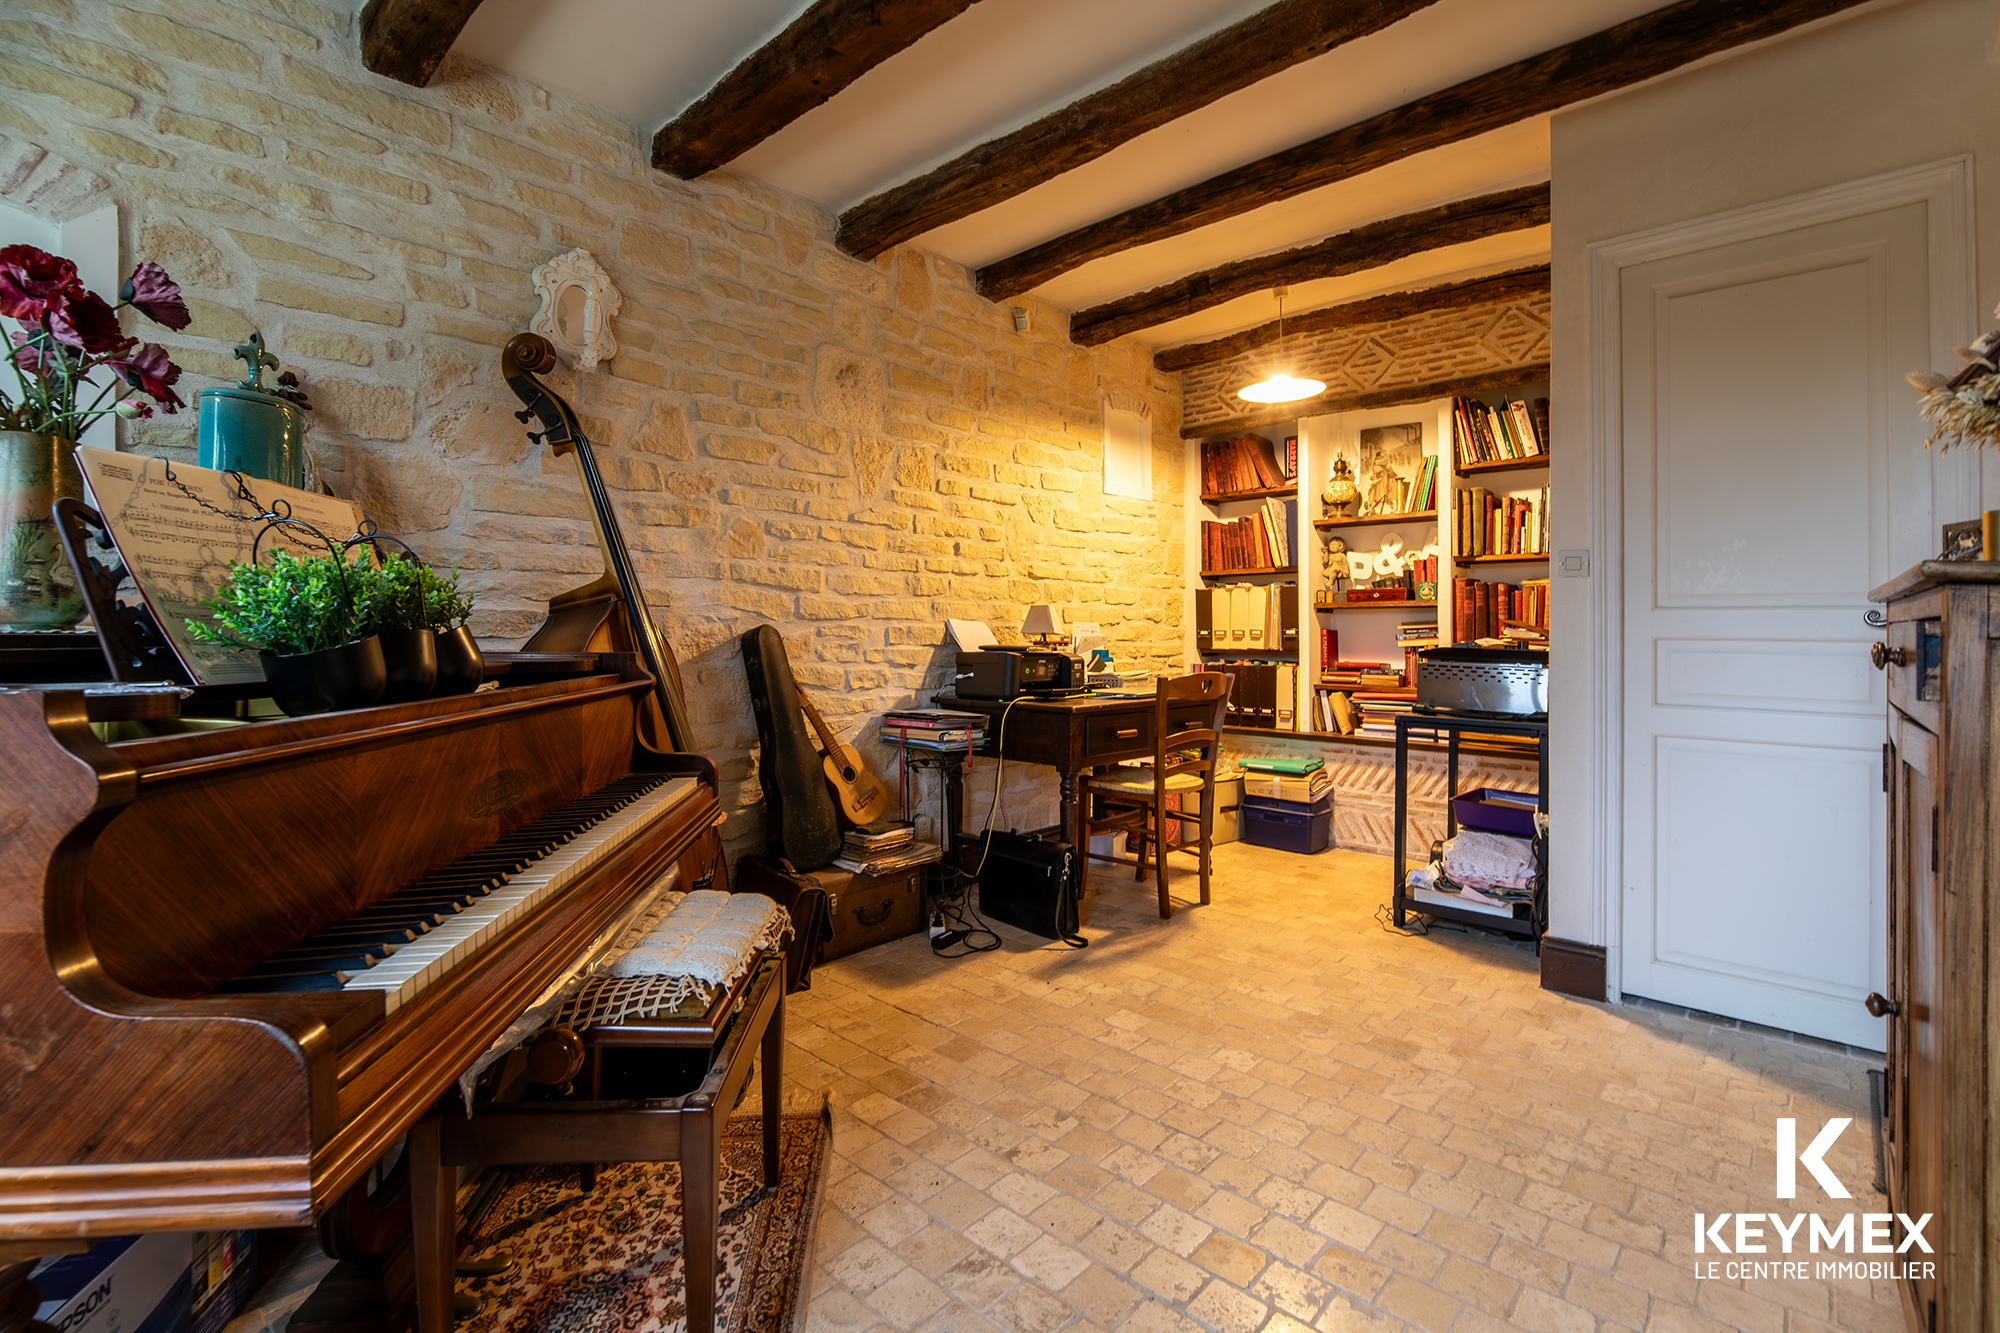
[1620, 201, 1934, 1048]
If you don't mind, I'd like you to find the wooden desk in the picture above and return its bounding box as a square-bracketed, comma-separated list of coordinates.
[934, 691, 1213, 907]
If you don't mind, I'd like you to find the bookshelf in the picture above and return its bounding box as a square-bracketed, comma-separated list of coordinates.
[1456, 453, 1550, 478]
[1200, 483, 1295, 503]
[1312, 509, 1436, 531]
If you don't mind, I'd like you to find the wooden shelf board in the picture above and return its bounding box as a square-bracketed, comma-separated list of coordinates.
[1456, 554, 1549, 565]
[1200, 565, 1297, 578]
[1313, 600, 1438, 612]
[1199, 649, 1297, 656]
[1223, 725, 1537, 757]
[1312, 510, 1436, 530]
[1455, 453, 1550, 476]
[1201, 485, 1296, 503]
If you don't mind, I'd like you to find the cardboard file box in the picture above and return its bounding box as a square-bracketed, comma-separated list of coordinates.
[1243, 770, 1331, 805]
[1243, 794, 1332, 854]
[1183, 778, 1243, 844]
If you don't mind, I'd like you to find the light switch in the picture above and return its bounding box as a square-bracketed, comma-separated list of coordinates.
[1556, 549, 1591, 577]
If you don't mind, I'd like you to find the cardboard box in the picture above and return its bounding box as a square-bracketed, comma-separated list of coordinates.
[1183, 778, 1243, 844]
[1243, 770, 1332, 804]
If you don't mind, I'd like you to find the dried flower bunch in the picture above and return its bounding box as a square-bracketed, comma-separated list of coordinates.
[1908, 302, 2000, 450]
[0, 245, 191, 440]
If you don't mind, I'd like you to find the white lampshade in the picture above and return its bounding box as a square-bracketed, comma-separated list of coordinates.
[1022, 604, 1064, 638]
[1237, 373, 1326, 404]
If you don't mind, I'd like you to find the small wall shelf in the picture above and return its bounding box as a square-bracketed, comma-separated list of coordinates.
[1457, 553, 1549, 565]
[1201, 484, 1296, 503]
[1201, 565, 1296, 578]
[1456, 454, 1550, 477]
[1313, 599, 1438, 612]
[1312, 510, 1436, 530]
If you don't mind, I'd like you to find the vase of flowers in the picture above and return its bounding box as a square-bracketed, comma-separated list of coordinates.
[186, 547, 387, 716]
[0, 245, 189, 631]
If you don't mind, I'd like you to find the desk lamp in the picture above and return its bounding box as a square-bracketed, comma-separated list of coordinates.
[1022, 604, 1064, 647]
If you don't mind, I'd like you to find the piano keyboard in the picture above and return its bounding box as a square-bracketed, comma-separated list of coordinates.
[220, 774, 698, 1015]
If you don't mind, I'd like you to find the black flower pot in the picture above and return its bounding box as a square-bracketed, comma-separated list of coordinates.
[432, 625, 484, 696]
[261, 636, 388, 717]
[377, 626, 438, 704]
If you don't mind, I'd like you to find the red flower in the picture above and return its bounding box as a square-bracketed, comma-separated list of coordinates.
[7, 329, 58, 377]
[120, 260, 190, 331]
[106, 342, 184, 414]
[48, 290, 133, 355]
[0, 245, 80, 322]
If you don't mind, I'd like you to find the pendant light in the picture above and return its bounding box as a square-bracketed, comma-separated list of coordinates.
[1236, 286, 1325, 404]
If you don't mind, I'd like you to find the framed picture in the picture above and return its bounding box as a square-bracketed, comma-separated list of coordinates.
[1941, 518, 1983, 561]
[1356, 423, 1423, 516]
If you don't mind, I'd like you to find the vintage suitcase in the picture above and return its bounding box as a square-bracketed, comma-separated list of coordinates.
[819, 864, 927, 960]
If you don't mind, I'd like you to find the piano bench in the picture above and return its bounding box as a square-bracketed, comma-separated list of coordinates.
[409, 952, 785, 1333]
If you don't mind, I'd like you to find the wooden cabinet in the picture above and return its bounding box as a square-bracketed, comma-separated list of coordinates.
[1870, 562, 1997, 1333]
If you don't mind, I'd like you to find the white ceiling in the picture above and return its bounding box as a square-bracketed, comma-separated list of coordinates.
[452, 0, 1670, 349]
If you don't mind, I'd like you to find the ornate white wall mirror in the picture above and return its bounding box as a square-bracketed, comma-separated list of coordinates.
[531, 248, 621, 371]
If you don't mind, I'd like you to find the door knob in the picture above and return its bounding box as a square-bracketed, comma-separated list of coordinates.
[1864, 992, 1901, 1018]
[1871, 643, 1909, 670]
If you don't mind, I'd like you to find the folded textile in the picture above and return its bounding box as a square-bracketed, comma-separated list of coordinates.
[552, 890, 791, 1030]
[1440, 829, 1537, 893]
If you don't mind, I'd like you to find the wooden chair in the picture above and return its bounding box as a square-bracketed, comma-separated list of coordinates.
[1081, 673, 1232, 918]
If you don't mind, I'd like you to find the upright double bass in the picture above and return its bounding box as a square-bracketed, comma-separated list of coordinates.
[501, 332, 693, 752]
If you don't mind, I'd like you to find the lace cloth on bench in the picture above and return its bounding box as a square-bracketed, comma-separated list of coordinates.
[550, 889, 790, 1030]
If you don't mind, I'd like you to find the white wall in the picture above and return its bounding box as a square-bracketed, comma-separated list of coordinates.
[1548, 0, 2000, 965]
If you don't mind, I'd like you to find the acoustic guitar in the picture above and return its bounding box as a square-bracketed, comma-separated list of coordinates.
[795, 685, 890, 826]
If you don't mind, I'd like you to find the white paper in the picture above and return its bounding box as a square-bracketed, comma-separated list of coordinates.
[76, 448, 368, 686]
[945, 618, 998, 650]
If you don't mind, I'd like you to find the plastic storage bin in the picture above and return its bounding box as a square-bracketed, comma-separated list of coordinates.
[1243, 794, 1331, 854]
[1449, 787, 1539, 837]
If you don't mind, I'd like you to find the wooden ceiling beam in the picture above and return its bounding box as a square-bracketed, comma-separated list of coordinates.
[979, 0, 1876, 299]
[1155, 265, 1549, 372]
[653, 0, 981, 178]
[358, 0, 485, 88]
[835, 0, 1443, 261]
[1070, 185, 1548, 347]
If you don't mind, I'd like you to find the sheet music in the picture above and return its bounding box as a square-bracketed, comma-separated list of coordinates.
[76, 448, 367, 686]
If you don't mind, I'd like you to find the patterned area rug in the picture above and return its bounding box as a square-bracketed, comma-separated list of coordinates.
[456, 1106, 831, 1333]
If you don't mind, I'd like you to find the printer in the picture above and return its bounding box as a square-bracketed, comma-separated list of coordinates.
[954, 647, 1086, 700]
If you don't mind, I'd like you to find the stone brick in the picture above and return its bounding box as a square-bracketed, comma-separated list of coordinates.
[453, 193, 537, 236]
[153, 108, 262, 157]
[465, 126, 568, 181]
[314, 378, 415, 441]
[426, 312, 513, 347]
[281, 56, 450, 146]
[258, 277, 404, 327]
[471, 475, 591, 520]
[162, 0, 317, 48]
[285, 328, 371, 366]
[0, 23, 164, 93]
[77, 128, 172, 170]
[139, 220, 229, 288]
[182, 298, 253, 342]
[408, 152, 488, 192]
[217, 165, 329, 212]
[432, 53, 518, 122]
[283, 144, 427, 202]
[630, 400, 692, 459]
[408, 271, 467, 307]
[198, 82, 383, 155]
[116, 10, 259, 75]
[580, 168, 658, 213]
[526, 122, 626, 171]
[706, 433, 781, 464]
[510, 179, 608, 229]
[227, 229, 370, 280]
[620, 221, 692, 279]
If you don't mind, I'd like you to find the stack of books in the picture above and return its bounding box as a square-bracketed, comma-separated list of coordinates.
[1321, 660, 1403, 690]
[1396, 621, 1437, 686]
[1352, 689, 1426, 739]
[880, 708, 986, 750]
[831, 820, 944, 874]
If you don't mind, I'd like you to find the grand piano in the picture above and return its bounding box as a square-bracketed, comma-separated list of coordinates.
[0, 334, 722, 1330]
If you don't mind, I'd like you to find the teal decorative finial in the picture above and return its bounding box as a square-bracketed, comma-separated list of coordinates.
[233, 330, 280, 390]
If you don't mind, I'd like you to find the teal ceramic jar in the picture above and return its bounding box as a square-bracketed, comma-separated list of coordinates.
[197, 384, 305, 489]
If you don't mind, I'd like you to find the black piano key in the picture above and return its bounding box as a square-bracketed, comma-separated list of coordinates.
[247, 948, 390, 974]
[295, 923, 425, 948]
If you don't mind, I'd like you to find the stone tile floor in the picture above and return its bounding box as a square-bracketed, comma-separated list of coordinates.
[780, 842, 1904, 1333]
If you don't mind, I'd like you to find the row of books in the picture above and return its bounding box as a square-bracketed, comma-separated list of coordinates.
[880, 707, 986, 750]
[1456, 485, 1549, 558]
[1321, 659, 1403, 689]
[1200, 433, 1288, 494]
[1451, 395, 1550, 466]
[831, 819, 945, 874]
[1382, 453, 1440, 516]
[1450, 577, 1550, 642]
[1200, 498, 1297, 571]
[1195, 583, 1298, 653]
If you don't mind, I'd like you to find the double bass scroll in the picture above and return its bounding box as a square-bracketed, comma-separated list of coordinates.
[501, 332, 693, 753]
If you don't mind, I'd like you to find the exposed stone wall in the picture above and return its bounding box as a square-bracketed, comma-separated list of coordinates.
[1180, 291, 1552, 437]
[1, 0, 1183, 859]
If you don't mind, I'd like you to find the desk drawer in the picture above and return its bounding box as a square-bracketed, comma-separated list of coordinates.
[1085, 713, 1150, 756]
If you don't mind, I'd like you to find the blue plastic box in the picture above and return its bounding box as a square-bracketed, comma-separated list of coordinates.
[1243, 794, 1331, 854]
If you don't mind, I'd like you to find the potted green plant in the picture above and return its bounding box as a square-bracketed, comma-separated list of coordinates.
[1, 246, 189, 630]
[371, 556, 439, 704]
[421, 563, 483, 696]
[186, 546, 386, 715]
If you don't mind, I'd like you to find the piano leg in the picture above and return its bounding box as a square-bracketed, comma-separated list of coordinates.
[408, 1118, 455, 1333]
[762, 971, 785, 1188]
[681, 1092, 719, 1333]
